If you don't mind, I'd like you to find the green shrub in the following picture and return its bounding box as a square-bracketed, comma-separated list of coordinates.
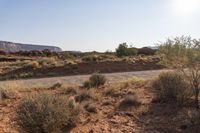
[116, 43, 138, 57]
[89, 73, 106, 88]
[83, 73, 106, 88]
[152, 72, 192, 103]
[16, 93, 80, 133]
[116, 43, 129, 57]
[118, 94, 141, 110]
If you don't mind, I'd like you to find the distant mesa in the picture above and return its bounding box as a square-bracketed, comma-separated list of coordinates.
[0, 41, 62, 52]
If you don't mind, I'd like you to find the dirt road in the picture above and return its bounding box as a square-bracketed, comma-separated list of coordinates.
[0, 69, 169, 88]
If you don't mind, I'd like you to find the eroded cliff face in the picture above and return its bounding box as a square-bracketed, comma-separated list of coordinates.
[0, 41, 62, 52]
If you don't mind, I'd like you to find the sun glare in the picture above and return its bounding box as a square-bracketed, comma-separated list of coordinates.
[172, 0, 200, 16]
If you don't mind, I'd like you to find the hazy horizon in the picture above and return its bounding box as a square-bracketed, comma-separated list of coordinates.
[1, 0, 200, 52]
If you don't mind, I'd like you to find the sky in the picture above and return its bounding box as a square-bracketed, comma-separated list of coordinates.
[1, 0, 200, 52]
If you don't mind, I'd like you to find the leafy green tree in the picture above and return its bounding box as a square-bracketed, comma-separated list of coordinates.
[158, 36, 200, 109]
[116, 43, 129, 57]
[116, 43, 137, 57]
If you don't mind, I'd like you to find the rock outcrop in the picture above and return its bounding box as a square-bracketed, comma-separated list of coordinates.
[0, 41, 62, 52]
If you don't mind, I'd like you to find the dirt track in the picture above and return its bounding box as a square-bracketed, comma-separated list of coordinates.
[0, 69, 169, 88]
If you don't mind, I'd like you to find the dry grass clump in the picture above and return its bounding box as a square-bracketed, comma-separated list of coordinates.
[83, 81, 91, 89]
[0, 88, 16, 101]
[75, 89, 100, 102]
[128, 76, 145, 84]
[82, 54, 116, 62]
[75, 90, 92, 102]
[60, 87, 77, 95]
[38, 58, 61, 67]
[16, 93, 80, 133]
[152, 72, 192, 104]
[84, 102, 97, 113]
[118, 76, 145, 90]
[118, 94, 141, 110]
[0, 81, 23, 101]
[83, 73, 106, 88]
[104, 87, 121, 97]
[26, 61, 40, 69]
[48, 82, 63, 90]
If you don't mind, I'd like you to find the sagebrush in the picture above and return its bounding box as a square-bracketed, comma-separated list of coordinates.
[16, 93, 80, 133]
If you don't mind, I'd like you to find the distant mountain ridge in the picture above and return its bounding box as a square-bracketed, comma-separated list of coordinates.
[0, 41, 62, 52]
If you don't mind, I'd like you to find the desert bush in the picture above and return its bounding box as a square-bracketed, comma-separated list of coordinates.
[60, 87, 77, 95]
[104, 87, 121, 97]
[118, 94, 141, 110]
[48, 82, 63, 90]
[82, 54, 116, 62]
[16, 93, 80, 133]
[38, 58, 60, 68]
[127, 47, 138, 56]
[75, 90, 92, 102]
[116, 43, 138, 57]
[0, 88, 16, 101]
[82, 55, 100, 62]
[152, 72, 192, 103]
[83, 81, 92, 89]
[89, 73, 106, 88]
[83, 73, 106, 88]
[84, 102, 97, 113]
[24, 61, 40, 69]
[138, 47, 156, 55]
[158, 36, 200, 108]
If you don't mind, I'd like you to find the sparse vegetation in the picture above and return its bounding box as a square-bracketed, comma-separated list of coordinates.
[84, 102, 97, 113]
[16, 93, 80, 133]
[152, 72, 192, 104]
[2, 36, 200, 132]
[118, 94, 141, 110]
[105, 87, 121, 97]
[60, 87, 77, 95]
[116, 43, 138, 57]
[0, 88, 16, 101]
[83, 73, 106, 88]
[158, 36, 200, 108]
[75, 90, 92, 102]
[48, 82, 63, 90]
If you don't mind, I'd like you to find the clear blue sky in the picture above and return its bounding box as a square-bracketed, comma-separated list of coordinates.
[1, 0, 200, 52]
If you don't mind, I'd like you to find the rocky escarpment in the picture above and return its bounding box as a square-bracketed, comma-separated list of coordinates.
[0, 41, 62, 52]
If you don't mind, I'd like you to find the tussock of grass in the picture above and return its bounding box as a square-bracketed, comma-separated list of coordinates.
[83, 73, 106, 89]
[118, 94, 141, 110]
[84, 102, 97, 113]
[48, 82, 63, 90]
[75, 90, 92, 102]
[152, 72, 192, 104]
[0, 88, 16, 101]
[60, 87, 77, 95]
[16, 93, 80, 133]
